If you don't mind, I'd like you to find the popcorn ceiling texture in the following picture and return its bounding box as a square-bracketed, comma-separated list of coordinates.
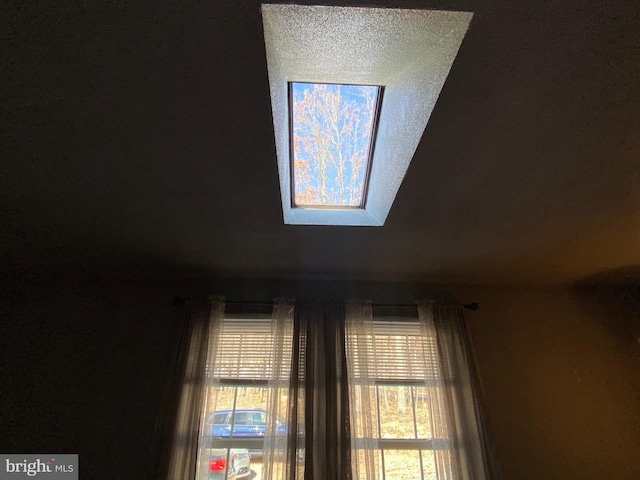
[262, 4, 472, 226]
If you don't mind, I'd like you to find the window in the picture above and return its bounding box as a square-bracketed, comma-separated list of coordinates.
[348, 318, 454, 479]
[187, 299, 496, 480]
[262, 4, 473, 225]
[290, 82, 382, 209]
[196, 315, 292, 480]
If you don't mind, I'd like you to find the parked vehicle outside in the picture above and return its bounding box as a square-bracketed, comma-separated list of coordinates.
[202, 447, 250, 480]
[206, 408, 287, 459]
[229, 449, 251, 479]
[206, 449, 237, 480]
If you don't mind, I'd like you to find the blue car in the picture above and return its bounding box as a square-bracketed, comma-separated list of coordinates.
[207, 408, 288, 437]
[206, 408, 287, 458]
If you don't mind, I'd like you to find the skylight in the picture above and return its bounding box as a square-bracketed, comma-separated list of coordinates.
[262, 4, 473, 226]
[290, 82, 382, 209]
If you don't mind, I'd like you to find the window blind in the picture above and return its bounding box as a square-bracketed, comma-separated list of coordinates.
[211, 318, 293, 381]
[347, 319, 440, 382]
[210, 318, 439, 382]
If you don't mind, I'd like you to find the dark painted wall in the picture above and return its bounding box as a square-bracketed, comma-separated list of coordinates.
[0, 279, 180, 479]
[460, 285, 640, 480]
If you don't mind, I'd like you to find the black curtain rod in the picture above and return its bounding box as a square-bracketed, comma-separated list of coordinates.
[173, 297, 479, 311]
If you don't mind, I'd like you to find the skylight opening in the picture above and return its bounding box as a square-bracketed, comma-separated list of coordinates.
[262, 4, 473, 226]
[289, 82, 382, 210]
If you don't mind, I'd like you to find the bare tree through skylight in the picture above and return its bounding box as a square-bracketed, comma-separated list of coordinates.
[292, 82, 379, 208]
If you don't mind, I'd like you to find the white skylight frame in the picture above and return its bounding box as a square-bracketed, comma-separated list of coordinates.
[262, 4, 473, 226]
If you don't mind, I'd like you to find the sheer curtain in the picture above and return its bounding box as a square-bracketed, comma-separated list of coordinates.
[345, 300, 438, 479]
[147, 296, 225, 480]
[263, 298, 296, 480]
[345, 300, 379, 480]
[417, 300, 500, 480]
[345, 299, 499, 480]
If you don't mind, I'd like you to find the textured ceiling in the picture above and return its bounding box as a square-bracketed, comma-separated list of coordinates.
[2, 0, 639, 285]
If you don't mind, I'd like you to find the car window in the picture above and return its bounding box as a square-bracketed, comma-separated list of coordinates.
[251, 412, 266, 425]
[213, 413, 228, 424]
[234, 412, 252, 425]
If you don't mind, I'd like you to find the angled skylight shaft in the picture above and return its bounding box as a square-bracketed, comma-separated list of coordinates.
[290, 82, 381, 209]
[262, 4, 473, 226]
